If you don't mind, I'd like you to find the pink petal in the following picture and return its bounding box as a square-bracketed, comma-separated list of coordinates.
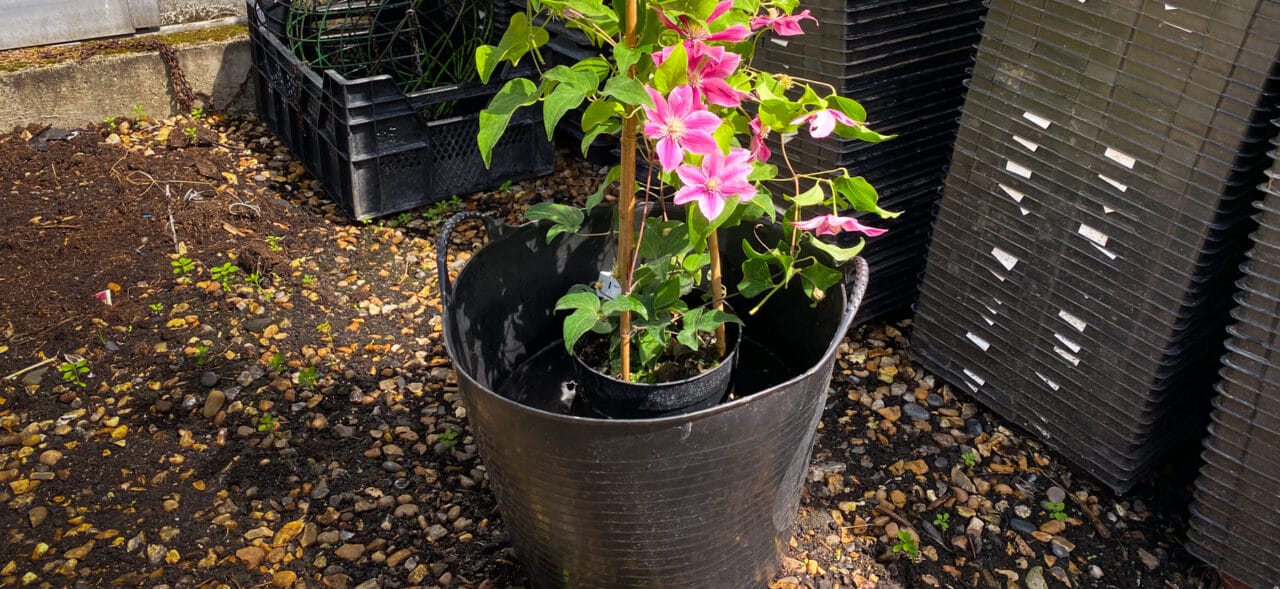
[667, 85, 695, 116]
[725, 147, 753, 168]
[652, 45, 674, 67]
[829, 109, 857, 126]
[708, 24, 751, 42]
[701, 50, 740, 78]
[656, 10, 682, 33]
[681, 131, 720, 157]
[676, 163, 707, 187]
[642, 121, 664, 139]
[789, 112, 815, 128]
[771, 10, 816, 36]
[682, 110, 722, 134]
[808, 110, 836, 138]
[749, 15, 771, 30]
[836, 216, 888, 237]
[708, 0, 734, 23]
[701, 78, 743, 108]
[656, 137, 684, 171]
[644, 86, 668, 117]
[790, 217, 826, 231]
[698, 191, 727, 221]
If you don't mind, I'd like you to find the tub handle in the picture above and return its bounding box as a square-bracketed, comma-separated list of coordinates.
[839, 257, 871, 331]
[436, 211, 505, 307]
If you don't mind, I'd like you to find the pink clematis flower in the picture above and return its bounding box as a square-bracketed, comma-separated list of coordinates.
[674, 147, 757, 221]
[750, 9, 817, 36]
[657, 0, 751, 46]
[791, 108, 858, 139]
[642, 85, 722, 171]
[749, 116, 771, 162]
[790, 214, 887, 237]
[653, 43, 745, 108]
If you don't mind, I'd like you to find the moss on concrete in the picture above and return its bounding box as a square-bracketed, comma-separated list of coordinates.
[0, 23, 248, 73]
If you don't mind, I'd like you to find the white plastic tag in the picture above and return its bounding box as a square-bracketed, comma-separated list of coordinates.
[595, 271, 621, 300]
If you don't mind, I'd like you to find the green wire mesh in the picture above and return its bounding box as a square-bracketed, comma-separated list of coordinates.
[286, 0, 496, 98]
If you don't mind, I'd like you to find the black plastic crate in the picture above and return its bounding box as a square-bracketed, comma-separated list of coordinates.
[248, 0, 554, 220]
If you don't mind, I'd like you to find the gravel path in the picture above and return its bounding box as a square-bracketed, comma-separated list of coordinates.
[0, 116, 1215, 588]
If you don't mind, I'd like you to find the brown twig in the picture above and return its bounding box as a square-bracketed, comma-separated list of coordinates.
[3, 357, 57, 381]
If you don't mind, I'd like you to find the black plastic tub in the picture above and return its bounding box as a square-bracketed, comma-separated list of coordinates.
[437, 210, 868, 588]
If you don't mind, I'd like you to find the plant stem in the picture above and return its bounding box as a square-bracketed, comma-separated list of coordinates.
[709, 230, 726, 357]
[616, 0, 640, 382]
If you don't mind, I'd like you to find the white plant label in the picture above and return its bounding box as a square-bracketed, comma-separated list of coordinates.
[595, 271, 621, 300]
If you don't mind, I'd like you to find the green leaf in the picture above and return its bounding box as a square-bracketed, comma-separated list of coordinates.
[475, 45, 498, 84]
[601, 295, 649, 319]
[527, 202, 585, 242]
[696, 309, 742, 331]
[828, 95, 867, 123]
[613, 43, 648, 76]
[682, 253, 710, 273]
[675, 308, 703, 351]
[639, 220, 690, 258]
[792, 183, 825, 206]
[556, 291, 602, 312]
[602, 77, 653, 108]
[562, 307, 599, 352]
[543, 65, 600, 92]
[587, 165, 620, 211]
[657, 0, 719, 21]
[748, 163, 778, 181]
[478, 78, 539, 167]
[687, 197, 737, 252]
[833, 174, 901, 219]
[636, 328, 665, 366]
[804, 234, 865, 263]
[581, 121, 619, 157]
[582, 99, 623, 132]
[654, 277, 683, 310]
[833, 122, 897, 143]
[653, 42, 688, 93]
[798, 261, 842, 301]
[757, 99, 802, 133]
[572, 57, 614, 82]
[543, 83, 592, 140]
[738, 257, 776, 298]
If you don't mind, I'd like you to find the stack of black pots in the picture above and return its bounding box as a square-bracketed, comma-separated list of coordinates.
[1188, 126, 1280, 587]
[753, 0, 988, 321]
[911, 0, 1280, 492]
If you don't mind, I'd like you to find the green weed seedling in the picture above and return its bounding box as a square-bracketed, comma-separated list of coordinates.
[265, 235, 283, 252]
[423, 196, 464, 222]
[246, 272, 263, 291]
[316, 321, 331, 335]
[193, 344, 212, 365]
[438, 428, 459, 449]
[190, 107, 205, 121]
[103, 116, 117, 127]
[932, 512, 950, 532]
[131, 104, 147, 120]
[257, 413, 278, 433]
[210, 262, 239, 292]
[184, 127, 198, 141]
[149, 303, 164, 313]
[59, 357, 89, 387]
[267, 353, 288, 373]
[498, 180, 513, 192]
[171, 257, 195, 275]
[296, 366, 318, 389]
[892, 529, 920, 560]
[1047, 501, 1067, 522]
[301, 274, 317, 288]
[394, 212, 414, 228]
[961, 451, 978, 468]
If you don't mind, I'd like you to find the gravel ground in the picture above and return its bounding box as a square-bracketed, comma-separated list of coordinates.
[0, 115, 1219, 588]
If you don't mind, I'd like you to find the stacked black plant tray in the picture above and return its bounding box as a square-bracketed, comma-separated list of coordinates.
[910, 0, 1280, 492]
[248, 0, 554, 220]
[753, 0, 988, 322]
[1188, 128, 1280, 589]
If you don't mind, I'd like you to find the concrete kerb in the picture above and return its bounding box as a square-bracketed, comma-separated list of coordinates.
[0, 32, 254, 129]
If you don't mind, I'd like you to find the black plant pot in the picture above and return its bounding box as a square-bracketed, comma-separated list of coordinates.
[437, 209, 868, 588]
[571, 319, 742, 419]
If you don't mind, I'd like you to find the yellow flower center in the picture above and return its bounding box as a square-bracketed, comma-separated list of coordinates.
[705, 178, 721, 192]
